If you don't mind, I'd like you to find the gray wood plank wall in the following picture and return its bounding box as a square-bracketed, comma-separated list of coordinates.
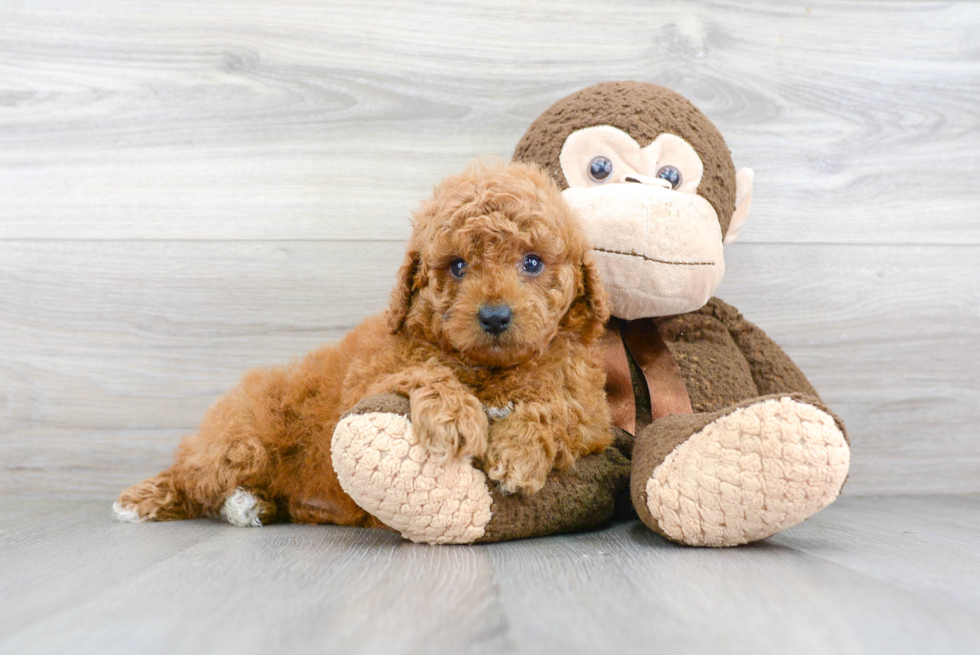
[1, 0, 978, 498]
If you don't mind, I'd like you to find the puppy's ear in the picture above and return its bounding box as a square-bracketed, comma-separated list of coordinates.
[581, 252, 610, 327]
[387, 248, 420, 334]
[563, 253, 610, 342]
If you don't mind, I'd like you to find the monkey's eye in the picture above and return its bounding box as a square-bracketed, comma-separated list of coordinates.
[657, 165, 682, 190]
[522, 253, 544, 276]
[588, 156, 613, 183]
[449, 258, 467, 279]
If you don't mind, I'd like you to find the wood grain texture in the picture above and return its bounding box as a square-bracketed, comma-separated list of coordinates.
[1, 241, 977, 496]
[0, 0, 978, 243]
[1, 0, 978, 497]
[1, 496, 978, 655]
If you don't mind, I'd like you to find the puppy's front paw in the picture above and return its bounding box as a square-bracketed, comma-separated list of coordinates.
[409, 386, 489, 460]
[485, 430, 553, 496]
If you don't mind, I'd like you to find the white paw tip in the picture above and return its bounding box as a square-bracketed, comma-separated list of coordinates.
[220, 488, 263, 528]
[112, 502, 144, 523]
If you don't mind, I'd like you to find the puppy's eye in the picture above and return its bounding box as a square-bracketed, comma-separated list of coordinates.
[657, 165, 682, 190]
[449, 258, 467, 279]
[588, 156, 613, 183]
[522, 254, 544, 276]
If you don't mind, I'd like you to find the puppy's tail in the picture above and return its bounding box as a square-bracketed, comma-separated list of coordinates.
[113, 467, 201, 523]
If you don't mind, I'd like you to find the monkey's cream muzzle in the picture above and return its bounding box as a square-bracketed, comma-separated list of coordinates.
[562, 184, 726, 320]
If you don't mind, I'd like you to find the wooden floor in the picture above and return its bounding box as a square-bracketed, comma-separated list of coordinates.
[1, 495, 978, 655]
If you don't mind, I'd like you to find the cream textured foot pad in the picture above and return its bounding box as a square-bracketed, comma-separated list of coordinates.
[332, 412, 494, 544]
[646, 397, 850, 547]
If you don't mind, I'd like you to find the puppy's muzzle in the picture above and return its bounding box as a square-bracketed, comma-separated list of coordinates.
[478, 304, 512, 336]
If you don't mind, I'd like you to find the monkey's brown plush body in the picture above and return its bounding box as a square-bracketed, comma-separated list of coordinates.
[330, 82, 853, 546]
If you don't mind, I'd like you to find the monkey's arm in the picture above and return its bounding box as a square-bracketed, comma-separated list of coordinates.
[709, 298, 820, 398]
[361, 365, 490, 460]
[332, 392, 632, 544]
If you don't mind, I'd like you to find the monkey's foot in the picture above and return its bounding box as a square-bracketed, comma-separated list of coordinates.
[332, 394, 631, 544]
[332, 394, 494, 544]
[632, 394, 850, 547]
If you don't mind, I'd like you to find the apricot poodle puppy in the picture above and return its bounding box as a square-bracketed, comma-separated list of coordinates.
[114, 160, 612, 528]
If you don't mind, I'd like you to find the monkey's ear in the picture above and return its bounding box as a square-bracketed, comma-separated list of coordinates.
[387, 248, 420, 334]
[724, 167, 754, 245]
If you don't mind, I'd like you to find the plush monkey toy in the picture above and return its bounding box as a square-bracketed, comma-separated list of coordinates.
[331, 82, 850, 546]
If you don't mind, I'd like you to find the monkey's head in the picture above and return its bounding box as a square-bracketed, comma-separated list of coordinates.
[513, 81, 754, 320]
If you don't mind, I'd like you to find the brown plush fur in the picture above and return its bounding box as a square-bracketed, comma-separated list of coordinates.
[116, 160, 612, 525]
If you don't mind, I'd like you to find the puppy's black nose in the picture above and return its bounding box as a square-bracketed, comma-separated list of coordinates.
[478, 304, 512, 335]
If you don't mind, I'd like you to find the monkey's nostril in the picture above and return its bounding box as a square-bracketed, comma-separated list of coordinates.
[478, 304, 512, 336]
[624, 176, 643, 184]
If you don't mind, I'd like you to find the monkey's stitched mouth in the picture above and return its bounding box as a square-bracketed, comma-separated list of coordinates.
[592, 247, 715, 267]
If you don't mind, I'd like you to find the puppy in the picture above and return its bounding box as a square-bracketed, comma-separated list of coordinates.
[114, 160, 612, 528]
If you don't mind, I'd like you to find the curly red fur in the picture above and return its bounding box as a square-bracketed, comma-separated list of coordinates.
[116, 160, 612, 524]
